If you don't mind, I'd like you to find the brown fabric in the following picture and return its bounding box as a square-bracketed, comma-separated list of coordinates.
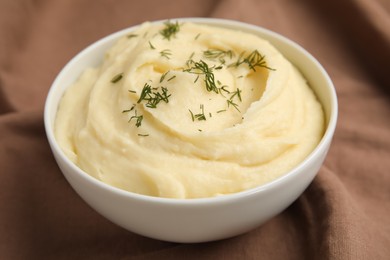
[1, 0, 389, 258]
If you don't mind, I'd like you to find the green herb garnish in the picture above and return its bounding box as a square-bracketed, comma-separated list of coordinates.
[137, 83, 171, 108]
[129, 110, 143, 127]
[188, 52, 195, 61]
[148, 41, 156, 49]
[227, 99, 240, 112]
[229, 88, 242, 102]
[111, 73, 123, 83]
[122, 104, 136, 113]
[184, 60, 219, 93]
[160, 71, 169, 83]
[203, 49, 234, 64]
[127, 34, 138, 39]
[189, 104, 207, 121]
[160, 49, 172, 59]
[160, 20, 180, 40]
[195, 104, 206, 121]
[229, 50, 275, 71]
[159, 71, 176, 83]
[219, 85, 230, 95]
[189, 109, 195, 121]
[244, 50, 274, 71]
[167, 75, 176, 81]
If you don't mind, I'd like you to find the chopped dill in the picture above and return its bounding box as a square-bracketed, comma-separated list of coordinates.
[126, 34, 138, 39]
[229, 50, 275, 71]
[219, 85, 230, 94]
[194, 104, 206, 121]
[160, 49, 172, 59]
[148, 41, 156, 49]
[244, 50, 274, 71]
[203, 49, 234, 64]
[159, 71, 175, 83]
[183, 60, 219, 93]
[230, 88, 242, 102]
[160, 71, 169, 83]
[227, 99, 240, 112]
[160, 20, 180, 40]
[167, 75, 176, 81]
[188, 52, 195, 61]
[189, 109, 195, 121]
[129, 110, 143, 127]
[137, 83, 171, 108]
[194, 75, 200, 83]
[189, 105, 207, 121]
[111, 73, 123, 83]
[122, 104, 136, 113]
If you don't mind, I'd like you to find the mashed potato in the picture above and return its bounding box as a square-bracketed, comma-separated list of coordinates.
[55, 21, 324, 198]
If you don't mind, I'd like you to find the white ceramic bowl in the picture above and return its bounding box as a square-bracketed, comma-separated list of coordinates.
[44, 18, 337, 243]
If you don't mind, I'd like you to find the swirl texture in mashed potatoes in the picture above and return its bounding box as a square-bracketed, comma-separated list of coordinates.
[55, 21, 324, 198]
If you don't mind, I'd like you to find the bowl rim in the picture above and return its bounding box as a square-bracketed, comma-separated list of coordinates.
[44, 17, 338, 205]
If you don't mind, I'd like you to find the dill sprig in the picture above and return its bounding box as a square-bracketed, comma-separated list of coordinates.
[148, 41, 156, 49]
[128, 110, 143, 127]
[218, 85, 230, 97]
[160, 49, 172, 59]
[167, 75, 176, 81]
[188, 109, 194, 121]
[229, 50, 275, 71]
[223, 88, 242, 112]
[227, 99, 240, 112]
[244, 50, 274, 71]
[160, 20, 180, 40]
[188, 52, 195, 61]
[137, 83, 171, 108]
[160, 71, 176, 83]
[160, 71, 169, 83]
[123, 105, 143, 127]
[183, 60, 219, 93]
[203, 49, 234, 64]
[122, 104, 136, 113]
[229, 88, 242, 102]
[228, 51, 245, 68]
[111, 73, 123, 83]
[189, 104, 206, 121]
[127, 34, 138, 39]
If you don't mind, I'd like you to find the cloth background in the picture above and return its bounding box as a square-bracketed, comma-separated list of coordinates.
[1, 0, 389, 259]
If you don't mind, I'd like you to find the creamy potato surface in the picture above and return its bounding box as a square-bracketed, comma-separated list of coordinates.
[55, 21, 324, 198]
